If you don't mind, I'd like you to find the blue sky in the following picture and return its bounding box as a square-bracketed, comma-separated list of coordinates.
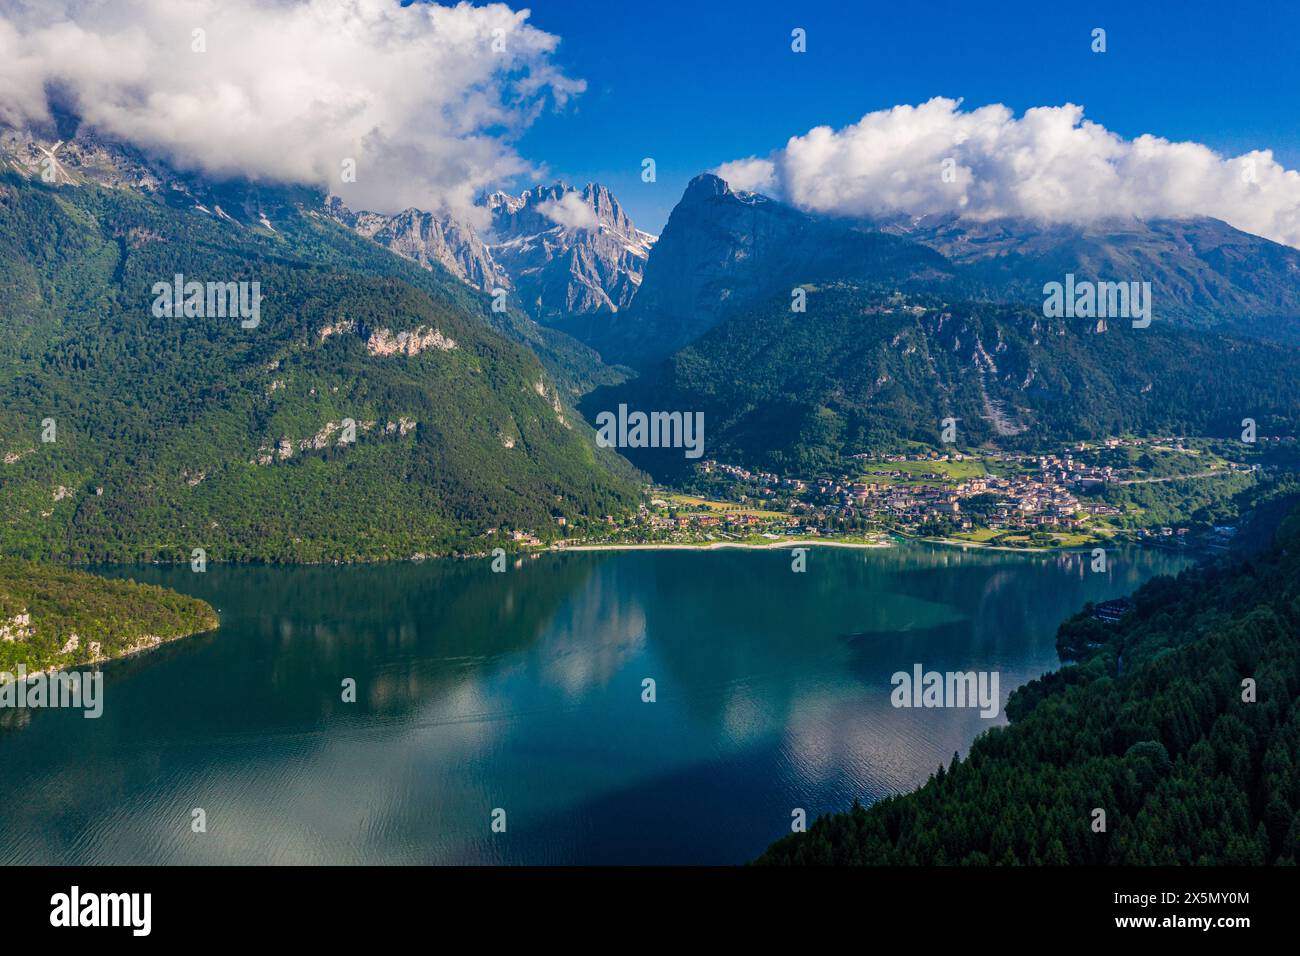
[510, 0, 1300, 233]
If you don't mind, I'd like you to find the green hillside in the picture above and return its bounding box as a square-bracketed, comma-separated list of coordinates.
[0, 175, 641, 563]
[0, 558, 217, 675]
[590, 282, 1300, 477]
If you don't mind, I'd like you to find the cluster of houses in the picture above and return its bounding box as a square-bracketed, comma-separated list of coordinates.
[700, 460, 785, 488]
[573, 437, 1262, 545]
[801, 452, 1104, 531]
[692, 447, 1139, 535]
[811, 475, 1085, 531]
[507, 435, 1262, 548]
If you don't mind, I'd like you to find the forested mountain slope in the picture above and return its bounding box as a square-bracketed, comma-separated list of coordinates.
[589, 282, 1300, 477]
[0, 174, 640, 563]
[597, 173, 1300, 368]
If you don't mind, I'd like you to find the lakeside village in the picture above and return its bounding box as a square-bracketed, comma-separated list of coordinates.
[523, 435, 1289, 553]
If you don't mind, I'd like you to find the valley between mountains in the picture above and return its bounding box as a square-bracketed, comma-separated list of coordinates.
[4, 119, 1300, 670]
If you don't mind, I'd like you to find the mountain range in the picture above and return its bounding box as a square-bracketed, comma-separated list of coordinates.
[0, 120, 636, 393]
[0, 121, 640, 564]
[6, 114, 1300, 544]
[313, 170, 1300, 370]
[575, 173, 1300, 475]
[588, 173, 1300, 366]
[878, 211, 1300, 341]
[326, 181, 656, 333]
[327, 170, 1300, 374]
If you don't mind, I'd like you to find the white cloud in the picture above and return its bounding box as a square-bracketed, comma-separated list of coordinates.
[712, 156, 778, 195]
[0, 0, 584, 220]
[715, 97, 1300, 249]
[535, 190, 597, 230]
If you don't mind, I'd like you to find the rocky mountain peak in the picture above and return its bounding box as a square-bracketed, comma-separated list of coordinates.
[481, 182, 655, 327]
[488, 182, 644, 245]
[323, 196, 505, 292]
[326, 180, 654, 328]
[680, 172, 732, 203]
[588, 173, 951, 365]
[2, 118, 655, 331]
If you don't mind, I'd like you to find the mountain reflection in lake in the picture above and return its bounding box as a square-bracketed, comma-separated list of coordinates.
[0, 543, 1191, 864]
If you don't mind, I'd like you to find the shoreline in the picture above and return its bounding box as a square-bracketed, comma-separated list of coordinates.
[66, 529, 1194, 566]
[907, 535, 1099, 554]
[553, 538, 893, 552]
[0, 617, 219, 686]
[0, 624, 218, 685]
[909, 533, 1202, 556]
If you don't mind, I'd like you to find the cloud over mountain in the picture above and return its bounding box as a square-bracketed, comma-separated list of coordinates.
[715, 97, 1300, 249]
[0, 0, 582, 220]
[536, 190, 598, 230]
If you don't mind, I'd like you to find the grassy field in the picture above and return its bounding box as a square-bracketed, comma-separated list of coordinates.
[996, 531, 1097, 548]
[660, 493, 788, 518]
[858, 457, 989, 485]
[947, 527, 1102, 548]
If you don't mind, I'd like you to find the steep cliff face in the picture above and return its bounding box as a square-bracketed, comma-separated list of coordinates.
[485, 183, 656, 324]
[581, 173, 1300, 475]
[325, 199, 506, 293]
[589, 174, 954, 365]
[323, 182, 655, 329]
